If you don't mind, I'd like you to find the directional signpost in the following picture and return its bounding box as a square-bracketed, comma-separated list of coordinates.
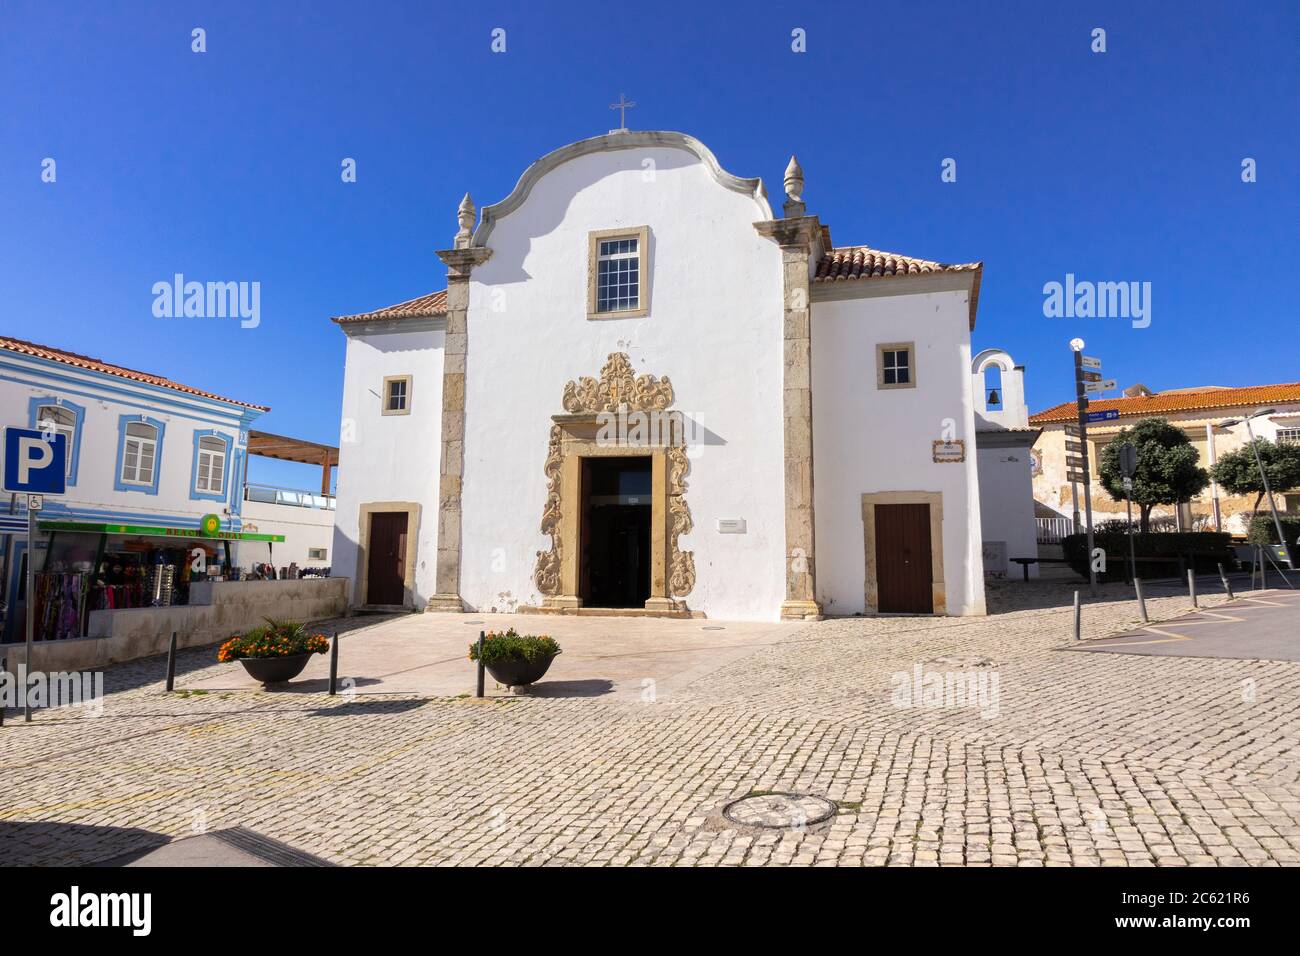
[1063, 422, 1082, 527]
[3, 427, 67, 722]
[1069, 343, 1104, 596]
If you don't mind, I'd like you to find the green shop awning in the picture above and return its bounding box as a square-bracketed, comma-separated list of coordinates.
[36, 520, 285, 542]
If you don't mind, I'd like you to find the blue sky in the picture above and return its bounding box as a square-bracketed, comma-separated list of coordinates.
[2, 0, 1297, 490]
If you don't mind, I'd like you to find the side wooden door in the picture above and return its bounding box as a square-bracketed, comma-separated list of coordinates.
[366, 511, 408, 605]
[875, 503, 933, 613]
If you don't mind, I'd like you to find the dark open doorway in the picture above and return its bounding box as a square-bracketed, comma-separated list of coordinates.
[580, 456, 652, 608]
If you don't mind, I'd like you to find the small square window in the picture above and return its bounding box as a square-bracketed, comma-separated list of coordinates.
[382, 376, 411, 415]
[307, 547, 328, 561]
[588, 226, 649, 319]
[877, 343, 916, 390]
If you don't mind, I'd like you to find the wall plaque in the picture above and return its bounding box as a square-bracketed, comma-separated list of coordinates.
[932, 439, 966, 463]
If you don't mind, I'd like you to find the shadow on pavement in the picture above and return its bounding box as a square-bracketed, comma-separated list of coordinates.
[240, 675, 385, 694]
[515, 678, 615, 698]
[0, 613, 404, 709]
[0, 819, 170, 867]
[306, 698, 429, 716]
[101, 826, 335, 867]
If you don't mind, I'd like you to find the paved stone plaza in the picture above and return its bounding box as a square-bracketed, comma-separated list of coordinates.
[3, 580, 1299, 867]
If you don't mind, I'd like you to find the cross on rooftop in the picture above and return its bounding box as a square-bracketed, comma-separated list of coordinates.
[609, 93, 636, 131]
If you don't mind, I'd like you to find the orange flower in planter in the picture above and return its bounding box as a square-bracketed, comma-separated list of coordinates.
[216, 618, 331, 662]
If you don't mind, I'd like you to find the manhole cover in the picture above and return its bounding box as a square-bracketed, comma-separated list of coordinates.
[701, 625, 725, 631]
[722, 792, 837, 829]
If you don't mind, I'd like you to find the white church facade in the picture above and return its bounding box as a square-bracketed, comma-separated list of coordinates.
[330, 129, 1007, 621]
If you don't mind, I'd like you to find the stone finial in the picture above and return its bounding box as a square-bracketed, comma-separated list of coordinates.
[784, 155, 804, 202]
[783, 155, 806, 218]
[455, 192, 475, 248]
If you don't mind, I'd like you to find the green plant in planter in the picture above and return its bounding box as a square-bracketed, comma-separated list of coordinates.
[218, 617, 330, 662]
[467, 628, 560, 664]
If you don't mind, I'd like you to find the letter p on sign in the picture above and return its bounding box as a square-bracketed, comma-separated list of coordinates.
[3, 427, 67, 495]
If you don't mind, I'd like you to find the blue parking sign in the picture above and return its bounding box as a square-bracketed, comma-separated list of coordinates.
[3, 427, 67, 494]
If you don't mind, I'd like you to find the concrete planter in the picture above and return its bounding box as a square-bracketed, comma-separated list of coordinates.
[483, 652, 558, 688]
[238, 652, 314, 685]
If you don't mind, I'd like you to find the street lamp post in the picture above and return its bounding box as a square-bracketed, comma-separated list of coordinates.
[1118, 443, 1139, 584]
[1218, 408, 1294, 571]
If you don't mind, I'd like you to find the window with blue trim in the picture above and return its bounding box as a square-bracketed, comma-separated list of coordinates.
[28, 396, 85, 486]
[196, 437, 226, 494]
[36, 405, 77, 476]
[114, 414, 166, 494]
[121, 421, 160, 485]
[190, 430, 233, 502]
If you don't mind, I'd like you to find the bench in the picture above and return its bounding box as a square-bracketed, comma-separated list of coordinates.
[1009, 557, 1072, 582]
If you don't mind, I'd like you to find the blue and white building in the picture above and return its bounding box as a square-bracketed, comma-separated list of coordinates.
[0, 335, 333, 643]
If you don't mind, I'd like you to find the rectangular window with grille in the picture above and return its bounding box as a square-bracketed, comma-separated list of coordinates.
[597, 237, 639, 312]
[588, 226, 649, 318]
[382, 375, 412, 415]
[877, 343, 916, 389]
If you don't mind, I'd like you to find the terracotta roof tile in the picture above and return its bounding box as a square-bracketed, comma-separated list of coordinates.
[332, 245, 982, 328]
[814, 245, 981, 282]
[331, 290, 448, 324]
[813, 244, 982, 330]
[0, 335, 269, 411]
[1029, 382, 1300, 425]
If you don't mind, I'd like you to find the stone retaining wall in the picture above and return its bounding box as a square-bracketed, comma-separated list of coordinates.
[6, 578, 349, 671]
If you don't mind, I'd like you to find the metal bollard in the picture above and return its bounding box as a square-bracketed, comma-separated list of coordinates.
[328, 630, 339, 696]
[165, 631, 178, 692]
[1134, 577, 1149, 623]
[476, 631, 486, 699]
[1217, 563, 1234, 601]
[1073, 590, 1081, 641]
[1188, 569, 1198, 609]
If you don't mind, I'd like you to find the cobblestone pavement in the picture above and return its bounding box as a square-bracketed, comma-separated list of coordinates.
[3, 584, 1299, 867]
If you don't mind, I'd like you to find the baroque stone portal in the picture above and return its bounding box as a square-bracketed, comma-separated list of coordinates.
[534, 352, 695, 613]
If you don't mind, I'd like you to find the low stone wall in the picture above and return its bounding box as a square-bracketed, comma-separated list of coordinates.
[5, 578, 349, 671]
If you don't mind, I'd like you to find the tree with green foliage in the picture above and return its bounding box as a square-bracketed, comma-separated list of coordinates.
[1210, 437, 1300, 513]
[1097, 417, 1209, 532]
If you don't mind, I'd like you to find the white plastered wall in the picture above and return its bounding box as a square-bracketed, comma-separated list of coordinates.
[331, 323, 443, 606]
[458, 145, 787, 619]
[811, 285, 986, 616]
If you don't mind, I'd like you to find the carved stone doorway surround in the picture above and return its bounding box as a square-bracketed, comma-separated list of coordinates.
[531, 353, 695, 616]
